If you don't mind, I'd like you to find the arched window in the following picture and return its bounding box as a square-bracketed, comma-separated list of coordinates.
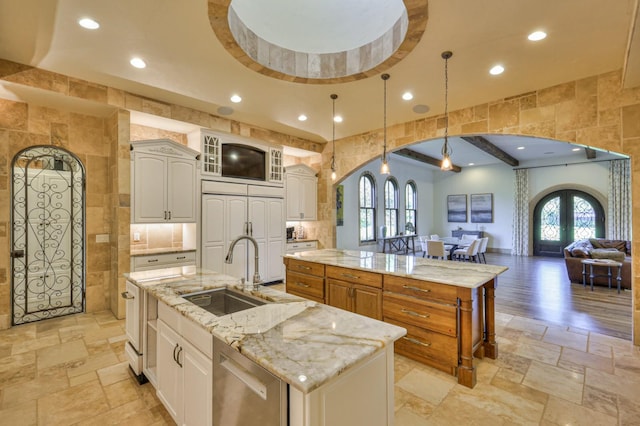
[359, 172, 376, 242]
[384, 177, 398, 237]
[405, 181, 417, 234]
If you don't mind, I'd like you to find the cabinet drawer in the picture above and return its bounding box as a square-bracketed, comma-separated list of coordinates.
[386, 318, 458, 369]
[384, 275, 457, 304]
[286, 271, 324, 300]
[286, 241, 317, 253]
[286, 258, 325, 277]
[133, 251, 196, 269]
[326, 266, 382, 288]
[383, 293, 457, 337]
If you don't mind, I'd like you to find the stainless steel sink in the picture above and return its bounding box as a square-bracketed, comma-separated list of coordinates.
[182, 287, 266, 316]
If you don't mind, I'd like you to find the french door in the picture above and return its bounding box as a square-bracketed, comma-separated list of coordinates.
[533, 189, 604, 257]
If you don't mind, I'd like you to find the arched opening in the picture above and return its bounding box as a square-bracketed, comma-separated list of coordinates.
[11, 146, 86, 325]
[533, 189, 605, 257]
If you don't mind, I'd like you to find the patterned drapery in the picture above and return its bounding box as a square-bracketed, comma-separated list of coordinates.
[512, 169, 529, 256]
[607, 159, 631, 240]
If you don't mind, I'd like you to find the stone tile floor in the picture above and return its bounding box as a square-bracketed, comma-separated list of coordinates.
[1, 309, 639, 425]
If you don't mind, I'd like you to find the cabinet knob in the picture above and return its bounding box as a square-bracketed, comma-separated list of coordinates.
[121, 291, 134, 300]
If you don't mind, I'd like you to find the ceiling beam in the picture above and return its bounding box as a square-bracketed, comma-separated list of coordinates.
[585, 147, 597, 159]
[393, 148, 462, 173]
[461, 136, 519, 166]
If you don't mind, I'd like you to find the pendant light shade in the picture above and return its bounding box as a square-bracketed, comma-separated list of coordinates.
[381, 73, 390, 175]
[440, 51, 453, 171]
[330, 93, 338, 181]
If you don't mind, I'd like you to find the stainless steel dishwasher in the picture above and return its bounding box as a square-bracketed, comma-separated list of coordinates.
[213, 336, 287, 426]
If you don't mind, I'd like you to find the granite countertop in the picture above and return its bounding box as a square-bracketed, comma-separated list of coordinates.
[130, 247, 197, 257]
[124, 266, 406, 393]
[285, 249, 508, 289]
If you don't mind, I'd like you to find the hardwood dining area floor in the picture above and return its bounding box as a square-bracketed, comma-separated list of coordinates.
[480, 252, 633, 341]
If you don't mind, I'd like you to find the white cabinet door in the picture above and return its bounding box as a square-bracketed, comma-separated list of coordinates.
[167, 157, 197, 222]
[157, 320, 183, 425]
[124, 281, 141, 351]
[133, 154, 167, 223]
[182, 340, 213, 426]
[301, 175, 317, 220]
[285, 174, 302, 220]
[201, 194, 247, 278]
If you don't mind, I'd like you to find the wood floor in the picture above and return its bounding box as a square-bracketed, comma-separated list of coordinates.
[484, 252, 633, 340]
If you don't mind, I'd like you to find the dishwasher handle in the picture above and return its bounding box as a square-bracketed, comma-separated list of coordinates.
[219, 353, 268, 400]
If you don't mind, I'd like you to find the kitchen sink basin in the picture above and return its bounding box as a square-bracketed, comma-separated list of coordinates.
[182, 287, 266, 316]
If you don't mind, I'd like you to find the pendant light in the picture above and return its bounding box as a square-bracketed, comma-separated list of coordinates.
[380, 73, 390, 175]
[440, 51, 453, 171]
[330, 94, 338, 181]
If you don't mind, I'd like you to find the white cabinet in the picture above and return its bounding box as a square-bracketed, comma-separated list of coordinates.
[157, 302, 213, 426]
[285, 164, 317, 221]
[197, 129, 284, 184]
[130, 251, 196, 272]
[286, 240, 318, 254]
[131, 139, 199, 223]
[201, 181, 285, 283]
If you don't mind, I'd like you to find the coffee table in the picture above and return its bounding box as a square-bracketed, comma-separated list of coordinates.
[580, 258, 623, 293]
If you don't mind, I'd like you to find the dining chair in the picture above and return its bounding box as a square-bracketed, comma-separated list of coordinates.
[452, 239, 480, 262]
[426, 240, 446, 260]
[478, 237, 489, 263]
[461, 234, 477, 243]
[417, 236, 429, 257]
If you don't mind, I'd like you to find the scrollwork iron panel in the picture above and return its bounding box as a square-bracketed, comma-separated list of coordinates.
[11, 146, 85, 325]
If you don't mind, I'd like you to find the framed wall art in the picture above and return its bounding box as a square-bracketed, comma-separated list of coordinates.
[447, 194, 467, 223]
[470, 193, 493, 223]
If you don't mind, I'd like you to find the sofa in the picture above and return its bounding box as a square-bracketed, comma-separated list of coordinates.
[563, 238, 632, 289]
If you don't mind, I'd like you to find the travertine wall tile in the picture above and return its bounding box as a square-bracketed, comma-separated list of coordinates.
[622, 104, 640, 138]
[538, 82, 576, 107]
[489, 99, 519, 130]
[0, 98, 27, 130]
[520, 105, 555, 126]
[68, 78, 108, 103]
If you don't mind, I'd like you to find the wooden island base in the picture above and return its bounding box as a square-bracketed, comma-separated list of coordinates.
[284, 252, 506, 388]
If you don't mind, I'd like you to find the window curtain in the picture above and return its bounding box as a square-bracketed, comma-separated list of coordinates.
[607, 159, 631, 240]
[512, 169, 529, 256]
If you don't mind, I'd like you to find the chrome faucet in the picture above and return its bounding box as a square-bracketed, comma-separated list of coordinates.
[225, 235, 261, 289]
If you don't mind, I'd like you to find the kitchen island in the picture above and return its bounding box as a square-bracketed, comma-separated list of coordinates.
[124, 266, 405, 426]
[284, 249, 508, 388]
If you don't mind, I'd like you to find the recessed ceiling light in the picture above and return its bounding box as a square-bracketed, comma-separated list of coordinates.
[412, 104, 430, 114]
[298, 114, 307, 121]
[230, 94, 242, 103]
[333, 115, 343, 123]
[78, 18, 100, 30]
[517, 146, 525, 150]
[402, 92, 413, 101]
[572, 147, 580, 152]
[468, 162, 475, 166]
[528, 31, 547, 41]
[130, 57, 146, 69]
[489, 65, 504, 75]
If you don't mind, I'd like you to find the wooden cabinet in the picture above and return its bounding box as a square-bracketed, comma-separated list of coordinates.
[156, 302, 213, 426]
[130, 251, 196, 272]
[285, 164, 317, 220]
[285, 258, 325, 303]
[326, 266, 382, 320]
[383, 275, 460, 375]
[201, 181, 285, 283]
[131, 139, 198, 223]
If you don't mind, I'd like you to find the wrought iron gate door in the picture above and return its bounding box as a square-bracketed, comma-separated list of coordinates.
[11, 146, 86, 325]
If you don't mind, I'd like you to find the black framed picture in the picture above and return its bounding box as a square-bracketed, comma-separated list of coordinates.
[470, 193, 493, 223]
[447, 194, 467, 222]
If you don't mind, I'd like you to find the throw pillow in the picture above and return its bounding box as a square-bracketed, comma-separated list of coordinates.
[571, 247, 590, 258]
[591, 248, 626, 262]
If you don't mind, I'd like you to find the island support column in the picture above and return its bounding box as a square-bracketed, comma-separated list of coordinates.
[456, 277, 498, 388]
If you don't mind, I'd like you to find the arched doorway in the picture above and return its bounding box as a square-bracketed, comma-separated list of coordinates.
[11, 146, 86, 325]
[533, 189, 605, 257]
